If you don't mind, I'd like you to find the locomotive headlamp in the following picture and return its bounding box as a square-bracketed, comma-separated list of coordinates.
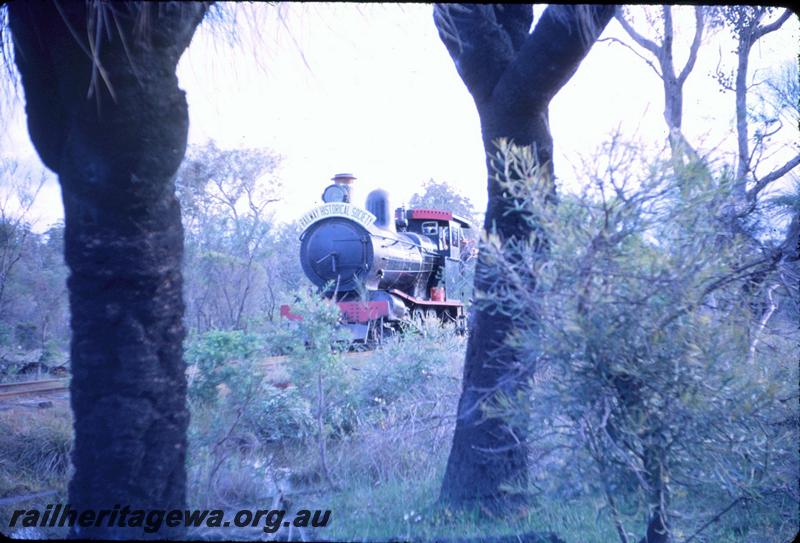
[322, 183, 350, 203]
[322, 172, 356, 203]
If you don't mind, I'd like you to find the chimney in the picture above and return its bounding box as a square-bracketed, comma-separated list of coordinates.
[366, 189, 394, 231]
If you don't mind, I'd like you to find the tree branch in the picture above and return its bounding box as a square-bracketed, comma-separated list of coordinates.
[678, 6, 704, 85]
[615, 7, 661, 56]
[494, 4, 615, 111]
[432, 3, 516, 102]
[747, 283, 778, 365]
[656, 256, 774, 330]
[662, 5, 674, 74]
[753, 8, 793, 41]
[734, 39, 750, 184]
[599, 36, 662, 79]
[747, 152, 800, 202]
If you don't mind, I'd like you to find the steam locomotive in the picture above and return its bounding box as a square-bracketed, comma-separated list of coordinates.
[280, 173, 472, 343]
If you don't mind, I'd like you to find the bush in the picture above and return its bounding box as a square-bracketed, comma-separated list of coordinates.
[356, 320, 461, 409]
[482, 139, 798, 542]
[242, 385, 314, 443]
[186, 329, 262, 405]
[0, 323, 12, 347]
[0, 407, 72, 525]
[320, 326, 466, 487]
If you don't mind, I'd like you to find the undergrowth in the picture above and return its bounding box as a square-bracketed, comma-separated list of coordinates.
[0, 309, 795, 542]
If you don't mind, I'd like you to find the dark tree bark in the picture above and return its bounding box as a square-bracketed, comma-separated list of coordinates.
[433, 4, 614, 510]
[8, 2, 206, 538]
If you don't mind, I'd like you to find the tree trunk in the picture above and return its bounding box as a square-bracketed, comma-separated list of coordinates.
[639, 447, 670, 543]
[734, 30, 752, 198]
[434, 4, 614, 510]
[9, 2, 205, 538]
[616, 6, 705, 169]
[440, 107, 553, 509]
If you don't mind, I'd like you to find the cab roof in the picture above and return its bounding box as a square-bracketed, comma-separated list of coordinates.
[409, 208, 473, 229]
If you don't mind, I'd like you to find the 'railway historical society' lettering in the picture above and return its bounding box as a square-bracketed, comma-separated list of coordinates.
[298, 203, 377, 232]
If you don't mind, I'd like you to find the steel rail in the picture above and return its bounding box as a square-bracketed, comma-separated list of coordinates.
[0, 378, 70, 400]
[0, 351, 374, 401]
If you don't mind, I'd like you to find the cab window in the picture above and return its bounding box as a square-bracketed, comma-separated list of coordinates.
[439, 227, 450, 251]
[421, 221, 438, 236]
[450, 225, 461, 258]
[451, 225, 461, 246]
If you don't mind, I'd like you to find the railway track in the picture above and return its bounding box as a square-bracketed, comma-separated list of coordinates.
[0, 351, 374, 402]
[0, 378, 70, 401]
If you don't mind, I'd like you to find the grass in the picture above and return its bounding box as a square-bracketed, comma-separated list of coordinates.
[0, 325, 796, 542]
[0, 404, 72, 538]
[181, 327, 634, 542]
[301, 471, 628, 543]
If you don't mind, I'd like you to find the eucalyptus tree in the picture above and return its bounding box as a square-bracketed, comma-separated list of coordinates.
[712, 7, 799, 331]
[613, 5, 705, 166]
[6, 1, 207, 537]
[409, 178, 481, 228]
[0, 161, 43, 320]
[432, 4, 614, 509]
[614, 6, 799, 348]
[177, 142, 282, 331]
[716, 6, 798, 207]
[614, 6, 799, 209]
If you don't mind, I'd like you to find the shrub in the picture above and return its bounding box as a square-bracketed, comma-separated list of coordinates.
[186, 329, 262, 405]
[482, 139, 798, 542]
[0, 407, 72, 530]
[242, 385, 314, 443]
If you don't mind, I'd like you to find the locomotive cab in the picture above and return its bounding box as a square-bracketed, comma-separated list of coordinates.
[399, 208, 472, 261]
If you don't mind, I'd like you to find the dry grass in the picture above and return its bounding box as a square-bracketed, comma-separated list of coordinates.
[0, 403, 72, 538]
[0, 328, 789, 542]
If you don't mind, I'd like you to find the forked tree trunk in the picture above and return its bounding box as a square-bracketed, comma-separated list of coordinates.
[615, 6, 705, 170]
[9, 2, 205, 538]
[434, 4, 614, 510]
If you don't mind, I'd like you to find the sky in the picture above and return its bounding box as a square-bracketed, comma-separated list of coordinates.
[1, 4, 798, 231]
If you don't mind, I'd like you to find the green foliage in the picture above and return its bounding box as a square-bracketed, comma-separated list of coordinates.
[262, 288, 346, 486]
[321, 327, 466, 489]
[176, 141, 300, 332]
[311, 475, 627, 543]
[483, 139, 798, 542]
[186, 329, 262, 405]
[280, 288, 345, 377]
[357, 320, 462, 409]
[0, 407, 71, 534]
[186, 289, 467, 495]
[242, 385, 314, 443]
[409, 178, 481, 231]
[0, 217, 69, 357]
[0, 162, 69, 358]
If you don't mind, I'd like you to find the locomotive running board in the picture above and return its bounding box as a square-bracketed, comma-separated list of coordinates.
[387, 289, 464, 308]
[337, 300, 390, 323]
[280, 301, 390, 324]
